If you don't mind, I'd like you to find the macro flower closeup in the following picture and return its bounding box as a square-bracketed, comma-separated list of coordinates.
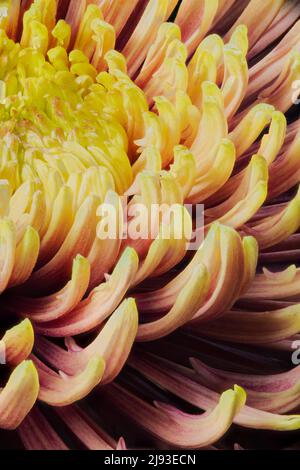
[1, 0, 300, 451]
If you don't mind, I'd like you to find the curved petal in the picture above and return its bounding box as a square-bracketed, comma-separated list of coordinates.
[205, 155, 268, 230]
[23, 195, 99, 294]
[0, 218, 16, 293]
[0, 360, 39, 430]
[244, 265, 300, 301]
[8, 226, 40, 288]
[106, 381, 246, 449]
[35, 247, 138, 337]
[136, 22, 181, 89]
[35, 297, 138, 384]
[122, 0, 170, 77]
[191, 358, 300, 414]
[35, 355, 105, 407]
[244, 186, 300, 249]
[5, 255, 90, 322]
[175, 0, 219, 57]
[196, 304, 300, 344]
[221, 46, 248, 120]
[1, 319, 34, 366]
[130, 353, 300, 432]
[137, 264, 210, 342]
[87, 190, 123, 290]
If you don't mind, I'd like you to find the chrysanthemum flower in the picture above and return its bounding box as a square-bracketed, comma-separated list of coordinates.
[0, 0, 300, 451]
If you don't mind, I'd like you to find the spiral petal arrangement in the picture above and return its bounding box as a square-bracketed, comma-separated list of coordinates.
[0, 0, 300, 451]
